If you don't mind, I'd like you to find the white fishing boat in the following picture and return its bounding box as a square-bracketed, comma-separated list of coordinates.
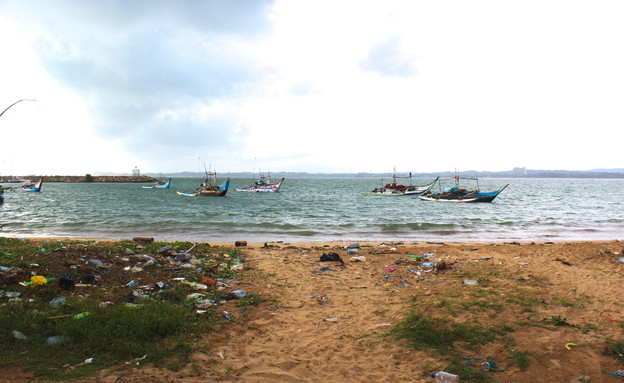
[236, 172, 284, 193]
[363, 170, 438, 196]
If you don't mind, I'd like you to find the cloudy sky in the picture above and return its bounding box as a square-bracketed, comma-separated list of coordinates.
[1, 1, 623, 176]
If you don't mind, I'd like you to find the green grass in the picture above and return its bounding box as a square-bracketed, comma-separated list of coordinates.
[604, 340, 624, 359]
[0, 238, 253, 380]
[552, 297, 576, 307]
[0, 298, 212, 379]
[390, 311, 511, 355]
[506, 350, 530, 371]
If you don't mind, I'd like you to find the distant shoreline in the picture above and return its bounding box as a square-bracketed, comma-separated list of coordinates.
[0, 175, 157, 183]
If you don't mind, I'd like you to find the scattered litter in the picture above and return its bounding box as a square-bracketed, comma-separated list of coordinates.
[350, 256, 366, 262]
[319, 253, 344, 263]
[49, 296, 67, 309]
[44, 335, 70, 345]
[316, 296, 330, 305]
[12, 330, 28, 340]
[58, 276, 75, 290]
[31, 275, 48, 286]
[431, 370, 459, 382]
[462, 280, 478, 286]
[324, 317, 338, 322]
[86, 259, 104, 268]
[565, 342, 578, 350]
[2, 291, 22, 298]
[73, 312, 91, 320]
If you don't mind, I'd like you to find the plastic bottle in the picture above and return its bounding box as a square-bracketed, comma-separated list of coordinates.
[431, 371, 459, 383]
[44, 335, 70, 345]
[232, 290, 246, 298]
[50, 296, 67, 308]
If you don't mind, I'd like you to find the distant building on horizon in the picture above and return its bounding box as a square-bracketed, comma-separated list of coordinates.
[513, 167, 527, 176]
[132, 166, 140, 177]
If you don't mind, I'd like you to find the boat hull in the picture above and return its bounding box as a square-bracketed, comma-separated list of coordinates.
[23, 178, 43, 192]
[178, 178, 230, 197]
[143, 178, 171, 189]
[420, 184, 509, 203]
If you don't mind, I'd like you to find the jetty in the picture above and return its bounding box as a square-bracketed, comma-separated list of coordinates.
[0, 175, 157, 183]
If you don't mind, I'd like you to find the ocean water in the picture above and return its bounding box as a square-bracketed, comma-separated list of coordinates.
[0, 177, 622, 243]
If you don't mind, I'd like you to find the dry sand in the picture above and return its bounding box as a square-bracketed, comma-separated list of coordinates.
[6, 240, 624, 382]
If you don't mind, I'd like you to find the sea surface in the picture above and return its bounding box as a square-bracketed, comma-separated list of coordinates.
[0, 177, 622, 243]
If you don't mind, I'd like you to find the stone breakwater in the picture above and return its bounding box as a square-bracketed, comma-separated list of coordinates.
[2, 175, 157, 183]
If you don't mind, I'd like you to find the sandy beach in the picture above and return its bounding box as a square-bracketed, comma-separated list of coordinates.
[3, 240, 624, 382]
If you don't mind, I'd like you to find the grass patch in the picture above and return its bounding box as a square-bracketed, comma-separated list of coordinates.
[390, 311, 511, 355]
[1, 299, 209, 379]
[506, 290, 540, 307]
[0, 237, 253, 380]
[552, 297, 576, 307]
[604, 340, 624, 359]
[506, 350, 530, 371]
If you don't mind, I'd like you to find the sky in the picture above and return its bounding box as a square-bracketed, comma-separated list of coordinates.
[1, 0, 623, 176]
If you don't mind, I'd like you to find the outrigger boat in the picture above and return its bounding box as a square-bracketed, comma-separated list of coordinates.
[236, 172, 284, 193]
[22, 178, 43, 192]
[419, 171, 508, 203]
[363, 171, 438, 196]
[143, 177, 171, 189]
[177, 166, 230, 197]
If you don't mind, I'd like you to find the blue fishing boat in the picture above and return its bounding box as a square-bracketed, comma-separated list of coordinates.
[143, 177, 171, 189]
[177, 165, 230, 197]
[419, 171, 508, 203]
[22, 178, 43, 192]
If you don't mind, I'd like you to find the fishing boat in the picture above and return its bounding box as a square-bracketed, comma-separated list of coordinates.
[363, 171, 438, 196]
[22, 178, 43, 192]
[177, 166, 230, 197]
[236, 172, 284, 193]
[142, 177, 171, 189]
[419, 171, 508, 203]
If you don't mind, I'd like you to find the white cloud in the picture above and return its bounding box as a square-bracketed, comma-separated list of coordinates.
[1, 0, 623, 175]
